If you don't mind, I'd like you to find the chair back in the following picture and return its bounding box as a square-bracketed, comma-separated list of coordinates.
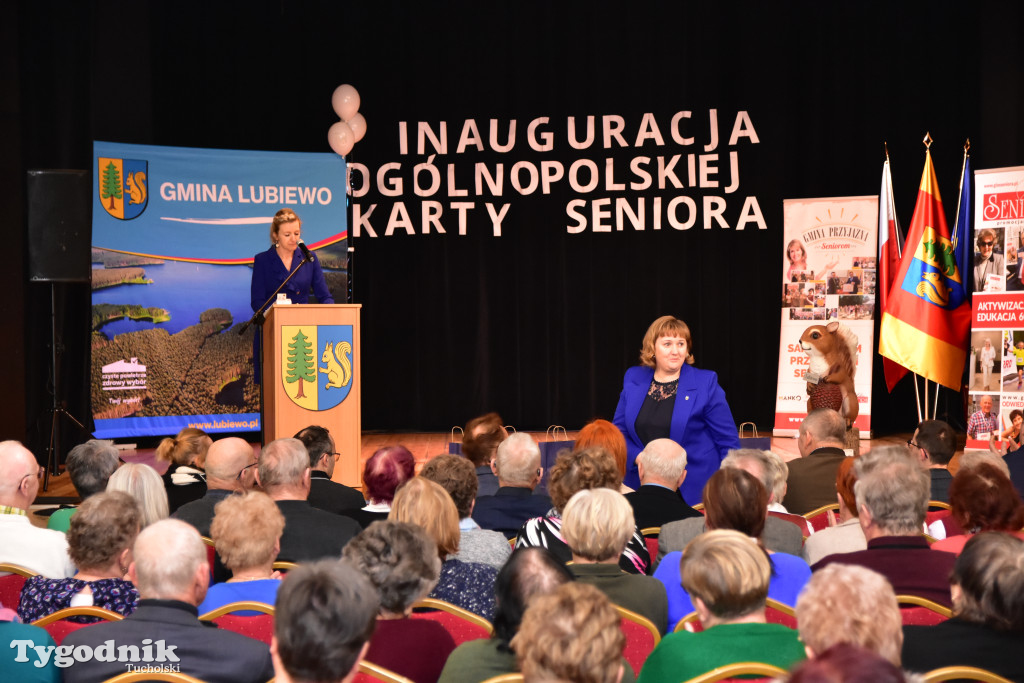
[920, 666, 1013, 683]
[680, 661, 788, 683]
[640, 527, 661, 561]
[198, 601, 275, 645]
[767, 510, 814, 538]
[896, 595, 952, 626]
[354, 660, 416, 683]
[200, 536, 217, 582]
[615, 604, 661, 674]
[411, 597, 493, 645]
[802, 504, 839, 532]
[480, 675, 525, 683]
[101, 671, 208, 682]
[0, 562, 36, 610]
[272, 560, 300, 573]
[32, 606, 124, 645]
[764, 598, 798, 629]
[675, 610, 704, 633]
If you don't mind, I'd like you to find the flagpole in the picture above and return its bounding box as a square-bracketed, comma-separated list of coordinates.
[952, 139, 970, 253]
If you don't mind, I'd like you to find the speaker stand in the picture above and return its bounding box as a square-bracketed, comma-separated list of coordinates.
[43, 282, 84, 492]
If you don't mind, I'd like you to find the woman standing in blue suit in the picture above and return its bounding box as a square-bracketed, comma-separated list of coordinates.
[613, 315, 740, 504]
[250, 208, 334, 382]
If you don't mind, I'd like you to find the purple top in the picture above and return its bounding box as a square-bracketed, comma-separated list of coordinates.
[18, 576, 139, 623]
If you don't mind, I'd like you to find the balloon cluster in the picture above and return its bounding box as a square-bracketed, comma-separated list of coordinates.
[327, 84, 365, 157]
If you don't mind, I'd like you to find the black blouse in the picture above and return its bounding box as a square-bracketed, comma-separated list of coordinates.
[635, 378, 678, 446]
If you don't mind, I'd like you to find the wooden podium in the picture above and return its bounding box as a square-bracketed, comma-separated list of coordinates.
[262, 304, 362, 488]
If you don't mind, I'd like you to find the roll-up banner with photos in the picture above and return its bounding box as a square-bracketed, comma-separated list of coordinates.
[774, 196, 877, 437]
[966, 165, 1024, 449]
[91, 141, 349, 439]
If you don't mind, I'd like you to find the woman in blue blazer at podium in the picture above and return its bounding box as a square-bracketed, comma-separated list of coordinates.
[613, 315, 740, 505]
[250, 208, 334, 312]
[250, 209, 334, 382]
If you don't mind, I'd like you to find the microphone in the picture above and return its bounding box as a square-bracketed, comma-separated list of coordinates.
[298, 240, 313, 262]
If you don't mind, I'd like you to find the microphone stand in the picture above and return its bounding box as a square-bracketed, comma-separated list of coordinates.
[239, 252, 313, 446]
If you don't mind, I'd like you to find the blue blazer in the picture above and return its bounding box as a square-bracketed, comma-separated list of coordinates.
[613, 364, 740, 504]
[250, 245, 334, 312]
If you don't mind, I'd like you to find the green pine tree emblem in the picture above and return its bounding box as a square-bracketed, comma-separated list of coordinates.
[285, 329, 316, 399]
[101, 161, 123, 210]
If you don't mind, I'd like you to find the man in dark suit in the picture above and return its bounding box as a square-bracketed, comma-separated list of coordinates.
[172, 436, 257, 536]
[908, 419, 955, 503]
[61, 519, 274, 683]
[624, 438, 700, 530]
[783, 409, 848, 515]
[271, 560, 379, 683]
[294, 425, 365, 515]
[813, 446, 956, 607]
[257, 438, 362, 562]
[472, 432, 552, 538]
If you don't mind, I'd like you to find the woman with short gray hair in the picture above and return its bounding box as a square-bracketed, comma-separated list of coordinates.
[342, 520, 457, 683]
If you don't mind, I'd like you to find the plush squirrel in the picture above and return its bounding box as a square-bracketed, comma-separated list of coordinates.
[799, 321, 859, 426]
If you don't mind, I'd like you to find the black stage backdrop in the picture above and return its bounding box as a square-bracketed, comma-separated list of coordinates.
[5, 1, 1024, 450]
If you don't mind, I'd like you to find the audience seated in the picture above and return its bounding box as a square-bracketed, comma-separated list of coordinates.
[659, 449, 803, 560]
[257, 438, 361, 562]
[462, 412, 508, 497]
[783, 408, 849, 515]
[46, 440, 120, 532]
[795, 564, 903, 666]
[390, 477, 498, 621]
[654, 468, 810, 631]
[512, 582, 625, 683]
[931, 462, 1024, 554]
[472, 433, 553, 538]
[156, 427, 210, 513]
[0, 611, 60, 683]
[343, 520, 455, 683]
[575, 418, 633, 493]
[173, 436, 257, 536]
[420, 454, 511, 569]
[439, 548, 576, 683]
[18, 491, 141, 623]
[0, 440, 74, 577]
[61, 519, 274, 683]
[801, 457, 866, 565]
[107, 462, 169, 527]
[271, 560, 379, 683]
[345, 445, 416, 528]
[294, 425, 366, 514]
[812, 445, 957, 607]
[789, 643, 908, 683]
[562, 488, 668, 634]
[198, 490, 285, 614]
[639, 530, 806, 682]
[908, 419, 956, 503]
[902, 532, 1024, 680]
[515, 446, 650, 575]
[623, 438, 701, 530]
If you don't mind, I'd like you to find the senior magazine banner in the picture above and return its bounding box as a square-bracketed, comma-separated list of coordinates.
[966, 165, 1024, 449]
[91, 141, 349, 439]
[774, 196, 878, 437]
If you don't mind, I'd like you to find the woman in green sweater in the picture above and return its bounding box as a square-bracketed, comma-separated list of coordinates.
[638, 529, 806, 682]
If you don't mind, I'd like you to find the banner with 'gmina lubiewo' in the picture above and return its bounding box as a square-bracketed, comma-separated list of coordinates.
[91, 141, 348, 438]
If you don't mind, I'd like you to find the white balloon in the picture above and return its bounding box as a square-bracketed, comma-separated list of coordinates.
[332, 84, 361, 121]
[327, 121, 355, 156]
[347, 113, 367, 143]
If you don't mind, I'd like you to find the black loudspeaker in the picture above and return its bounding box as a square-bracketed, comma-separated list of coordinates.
[27, 169, 91, 283]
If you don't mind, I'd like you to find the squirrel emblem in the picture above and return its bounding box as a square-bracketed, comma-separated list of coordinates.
[799, 321, 859, 427]
[126, 171, 148, 206]
[320, 341, 352, 389]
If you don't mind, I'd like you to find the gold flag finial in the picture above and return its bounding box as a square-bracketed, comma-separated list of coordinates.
[964, 138, 971, 154]
[884, 141, 890, 162]
[923, 132, 933, 149]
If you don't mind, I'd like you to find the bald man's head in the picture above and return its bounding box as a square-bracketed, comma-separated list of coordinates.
[204, 437, 257, 489]
[0, 440, 41, 508]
